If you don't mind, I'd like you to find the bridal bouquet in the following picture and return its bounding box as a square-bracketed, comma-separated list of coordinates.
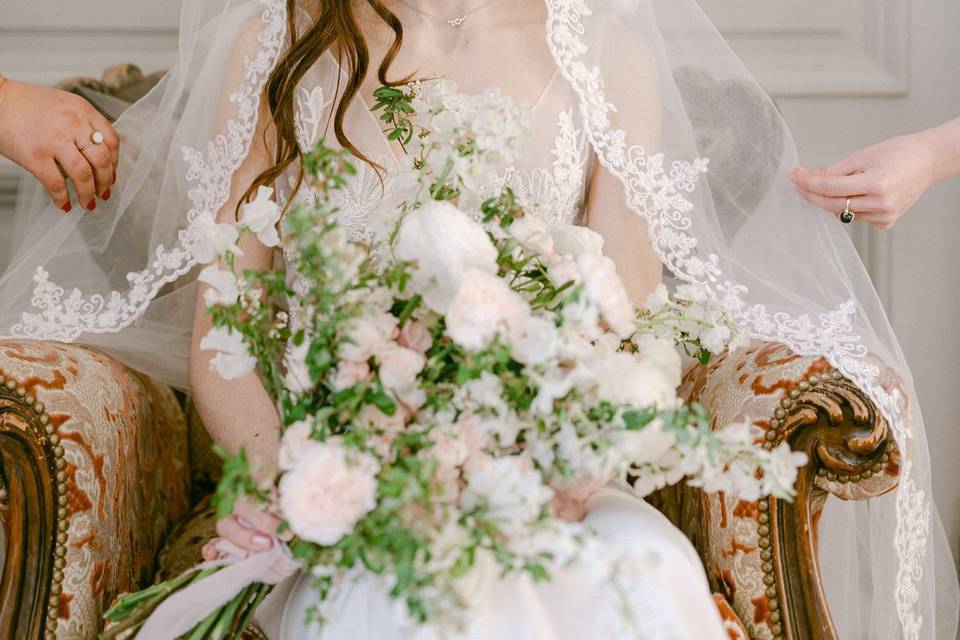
[104, 81, 805, 639]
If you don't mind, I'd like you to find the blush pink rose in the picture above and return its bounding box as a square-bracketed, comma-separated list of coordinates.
[331, 360, 371, 391]
[278, 440, 379, 545]
[397, 319, 432, 354]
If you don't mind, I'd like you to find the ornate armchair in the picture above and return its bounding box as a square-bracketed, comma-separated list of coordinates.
[0, 338, 900, 640]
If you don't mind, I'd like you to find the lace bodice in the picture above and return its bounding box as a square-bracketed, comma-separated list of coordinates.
[279, 53, 594, 245]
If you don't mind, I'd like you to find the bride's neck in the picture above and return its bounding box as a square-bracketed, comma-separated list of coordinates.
[385, 0, 492, 18]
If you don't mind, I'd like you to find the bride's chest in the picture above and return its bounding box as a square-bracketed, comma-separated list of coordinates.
[280, 73, 594, 243]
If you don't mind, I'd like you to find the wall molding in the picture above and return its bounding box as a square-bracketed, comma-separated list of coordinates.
[714, 0, 910, 97]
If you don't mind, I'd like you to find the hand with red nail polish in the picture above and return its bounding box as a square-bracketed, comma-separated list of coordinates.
[0, 76, 120, 212]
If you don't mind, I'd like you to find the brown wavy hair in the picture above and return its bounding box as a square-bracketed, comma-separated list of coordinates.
[239, 0, 408, 210]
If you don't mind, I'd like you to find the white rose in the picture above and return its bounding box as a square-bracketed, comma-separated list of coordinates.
[509, 214, 555, 257]
[394, 201, 498, 314]
[198, 265, 240, 307]
[279, 440, 380, 545]
[445, 270, 529, 351]
[550, 223, 605, 259]
[278, 419, 314, 471]
[189, 213, 242, 264]
[546, 255, 581, 288]
[340, 312, 398, 363]
[461, 457, 553, 533]
[577, 253, 636, 338]
[238, 185, 282, 247]
[593, 352, 678, 409]
[331, 360, 371, 391]
[511, 315, 559, 365]
[377, 343, 425, 393]
[199, 326, 256, 380]
[284, 338, 313, 394]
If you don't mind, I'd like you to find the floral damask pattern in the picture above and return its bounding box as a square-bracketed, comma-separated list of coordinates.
[678, 342, 899, 639]
[0, 340, 190, 639]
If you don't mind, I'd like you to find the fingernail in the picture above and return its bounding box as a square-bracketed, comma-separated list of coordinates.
[252, 536, 272, 549]
[102, 189, 111, 201]
[60, 202, 72, 213]
[86, 199, 96, 211]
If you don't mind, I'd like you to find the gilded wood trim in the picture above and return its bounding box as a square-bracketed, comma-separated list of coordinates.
[0, 375, 66, 640]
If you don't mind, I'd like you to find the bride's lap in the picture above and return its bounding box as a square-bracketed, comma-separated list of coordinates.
[256, 487, 725, 640]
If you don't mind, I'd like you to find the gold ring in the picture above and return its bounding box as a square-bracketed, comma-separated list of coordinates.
[77, 130, 105, 153]
[840, 197, 855, 224]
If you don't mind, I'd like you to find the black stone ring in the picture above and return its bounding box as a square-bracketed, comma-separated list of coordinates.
[840, 198, 855, 224]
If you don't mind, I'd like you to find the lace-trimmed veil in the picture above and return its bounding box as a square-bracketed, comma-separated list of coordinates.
[0, 0, 956, 636]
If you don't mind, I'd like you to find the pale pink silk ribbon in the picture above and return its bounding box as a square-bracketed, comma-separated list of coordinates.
[137, 539, 302, 640]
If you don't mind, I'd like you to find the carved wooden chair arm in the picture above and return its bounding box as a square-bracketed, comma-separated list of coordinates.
[652, 341, 899, 640]
[0, 340, 191, 640]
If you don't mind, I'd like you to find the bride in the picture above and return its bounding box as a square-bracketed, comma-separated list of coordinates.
[0, 0, 956, 638]
[190, 0, 727, 637]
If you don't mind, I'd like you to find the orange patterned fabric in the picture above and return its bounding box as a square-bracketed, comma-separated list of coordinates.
[679, 342, 898, 639]
[0, 340, 191, 639]
[713, 593, 749, 640]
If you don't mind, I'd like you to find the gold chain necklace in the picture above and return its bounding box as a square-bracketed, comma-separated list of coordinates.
[393, 0, 499, 28]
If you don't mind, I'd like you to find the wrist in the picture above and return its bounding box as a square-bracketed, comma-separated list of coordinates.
[0, 76, 20, 142]
[917, 119, 960, 185]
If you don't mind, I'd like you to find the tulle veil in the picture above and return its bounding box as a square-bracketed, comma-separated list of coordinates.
[0, 0, 956, 637]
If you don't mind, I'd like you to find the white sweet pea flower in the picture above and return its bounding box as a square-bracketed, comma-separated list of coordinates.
[189, 213, 242, 264]
[700, 325, 732, 354]
[238, 185, 282, 247]
[633, 333, 683, 389]
[394, 201, 498, 314]
[284, 338, 313, 394]
[460, 456, 553, 534]
[198, 265, 240, 307]
[512, 315, 559, 365]
[643, 284, 670, 313]
[445, 270, 529, 351]
[340, 312, 398, 363]
[762, 442, 808, 498]
[199, 326, 256, 380]
[278, 439, 380, 545]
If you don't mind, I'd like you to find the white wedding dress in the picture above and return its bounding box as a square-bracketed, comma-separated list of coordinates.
[253, 53, 727, 640]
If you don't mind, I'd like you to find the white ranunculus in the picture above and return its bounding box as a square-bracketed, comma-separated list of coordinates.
[577, 253, 636, 338]
[189, 213, 242, 264]
[279, 439, 380, 545]
[198, 265, 240, 307]
[512, 315, 559, 365]
[278, 419, 314, 471]
[445, 270, 529, 351]
[633, 334, 683, 389]
[284, 338, 313, 394]
[509, 214, 555, 257]
[377, 343, 425, 393]
[238, 185, 282, 247]
[593, 352, 678, 409]
[340, 312, 398, 363]
[550, 223, 605, 259]
[199, 326, 256, 380]
[394, 201, 498, 314]
[460, 456, 553, 533]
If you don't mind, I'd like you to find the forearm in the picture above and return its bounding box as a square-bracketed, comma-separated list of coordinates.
[919, 117, 960, 185]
